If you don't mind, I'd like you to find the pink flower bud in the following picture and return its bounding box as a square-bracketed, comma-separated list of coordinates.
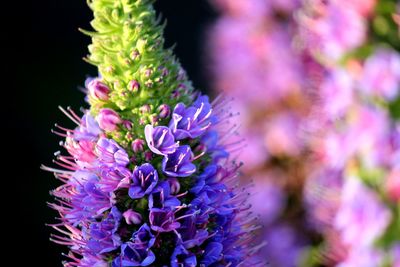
[87, 79, 110, 101]
[172, 90, 180, 99]
[158, 104, 171, 118]
[150, 115, 158, 124]
[130, 49, 140, 60]
[168, 178, 181, 195]
[144, 68, 153, 77]
[387, 169, 400, 202]
[139, 104, 151, 114]
[96, 108, 122, 132]
[123, 120, 133, 130]
[128, 80, 140, 92]
[132, 139, 145, 153]
[123, 210, 142, 225]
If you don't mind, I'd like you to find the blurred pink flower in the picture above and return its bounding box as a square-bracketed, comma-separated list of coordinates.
[335, 178, 391, 248]
[321, 69, 354, 118]
[387, 169, 400, 202]
[300, 0, 367, 59]
[338, 247, 383, 267]
[264, 113, 303, 156]
[359, 48, 400, 101]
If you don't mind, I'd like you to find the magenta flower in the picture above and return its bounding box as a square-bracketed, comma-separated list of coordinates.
[96, 138, 129, 167]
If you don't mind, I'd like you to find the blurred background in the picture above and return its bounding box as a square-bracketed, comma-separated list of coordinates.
[8, 1, 215, 265]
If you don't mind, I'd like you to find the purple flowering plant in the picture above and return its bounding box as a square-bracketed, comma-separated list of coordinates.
[43, 0, 263, 266]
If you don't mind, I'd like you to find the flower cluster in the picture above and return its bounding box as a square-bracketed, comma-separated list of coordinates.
[44, 0, 262, 266]
[298, 0, 400, 265]
[209, 0, 400, 266]
[208, 0, 315, 265]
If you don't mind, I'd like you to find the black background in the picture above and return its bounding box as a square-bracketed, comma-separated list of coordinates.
[7, 1, 216, 265]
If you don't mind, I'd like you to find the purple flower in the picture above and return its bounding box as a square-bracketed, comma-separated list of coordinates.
[144, 125, 179, 155]
[176, 209, 208, 249]
[85, 206, 122, 254]
[112, 224, 156, 267]
[169, 96, 213, 140]
[64, 171, 111, 224]
[149, 208, 180, 232]
[79, 254, 108, 267]
[129, 163, 158, 199]
[262, 224, 307, 267]
[97, 108, 122, 132]
[74, 113, 102, 141]
[171, 245, 197, 267]
[162, 145, 196, 177]
[200, 242, 223, 267]
[99, 166, 131, 192]
[200, 131, 229, 163]
[96, 138, 129, 167]
[149, 181, 180, 209]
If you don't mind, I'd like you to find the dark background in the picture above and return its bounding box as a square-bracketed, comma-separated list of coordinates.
[7, 1, 216, 265]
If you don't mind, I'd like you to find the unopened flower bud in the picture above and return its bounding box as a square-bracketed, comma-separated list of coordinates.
[139, 104, 151, 114]
[128, 80, 140, 92]
[87, 79, 110, 101]
[97, 108, 122, 132]
[172, 90, 180, 98]
[387, 169, 400, 201]
[132, 139, 145, 153]
[123, 210, 142, 225]
[144, 68, 153, 77]
[123, 120, 133, 130]
[158, 104, 171, 118]
[150, 115, 158, 124]
[130, 49, 140, 60]
[145, 80, 154, 88]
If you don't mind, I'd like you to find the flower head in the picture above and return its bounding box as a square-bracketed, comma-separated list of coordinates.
[46, 1, 263, 266]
